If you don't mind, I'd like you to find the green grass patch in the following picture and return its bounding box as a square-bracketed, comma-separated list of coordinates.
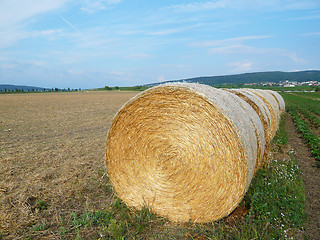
[282, 92, 320, 116]
[244, 157, 305, 239]
[272, 114, 288, 149]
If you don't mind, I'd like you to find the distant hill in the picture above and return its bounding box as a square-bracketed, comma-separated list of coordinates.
[146, 70, 320, 86]
[0, 84, 49, 92]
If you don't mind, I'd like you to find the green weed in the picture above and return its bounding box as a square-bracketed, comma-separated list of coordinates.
[0, 230, 5, 240]
[107, 219, 126, 239]
[35, 199, 49, 211]
[70, 210, 113, 229]
[30, 222, 48, 232]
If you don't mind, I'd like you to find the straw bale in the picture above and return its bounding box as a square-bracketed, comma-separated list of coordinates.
[106, 83, 265, 223]
[246, 89, 280, 137]
[266, 90, 285, 113]
[188, 84, 265, 175]
[224, 88, 272, 168]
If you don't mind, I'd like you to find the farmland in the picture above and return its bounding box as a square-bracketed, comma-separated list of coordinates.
[0, 90, 319, 239]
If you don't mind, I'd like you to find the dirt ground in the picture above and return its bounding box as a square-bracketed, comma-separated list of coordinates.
[0, 91, 138, 238]
[0, 92, 319, 239]
[285, 112, 320, 240]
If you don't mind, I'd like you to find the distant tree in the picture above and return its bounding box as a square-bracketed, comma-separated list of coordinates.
[104, 86, 112, 90]
[55, 88, 59, 92]
[115, 86, 120, 90]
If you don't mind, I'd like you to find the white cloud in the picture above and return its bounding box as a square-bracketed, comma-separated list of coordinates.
[160, 64, 188, 69]
[0, 0, 71, 48]
[210, 44, 261, 54]
[209, 44, 306, 64]
[167, 0, 231, 12]
[166, 0, 320, 12]
[189, 33, 306, 64]
[228, 60, 253, 72]
[300, 31, 320, 36]
[279, 0, 320, 10]
[288, 13, 320, 21]
[127, 53, 153, 60]
[39, 29, 64, 36]
[157, 76, 165, 82]
[279, 50, 306, 64]
[191, 35, 273, 47]
[147, 24, 202, 36]
[0, 0, 70, 28]
[67, 70, 83, 75]
[148, 28, 181, 36]
[109, 71, 124, 76]
[80, 0, 123, 13]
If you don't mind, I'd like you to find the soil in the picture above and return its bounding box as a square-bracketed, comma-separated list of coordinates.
[285, 112, 320, 240]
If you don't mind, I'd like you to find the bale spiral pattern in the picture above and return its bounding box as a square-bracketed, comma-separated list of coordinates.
[106, 83, 284, 223]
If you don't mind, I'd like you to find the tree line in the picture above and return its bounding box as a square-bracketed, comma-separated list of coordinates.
[0, 88, 82, 94]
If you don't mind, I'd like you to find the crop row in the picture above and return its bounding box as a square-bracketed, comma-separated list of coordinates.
[296, 106, 320, 129]
[283, 93, 320, 116]
[289, 108, 320, 167]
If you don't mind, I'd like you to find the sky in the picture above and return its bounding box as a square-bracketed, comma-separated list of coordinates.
[0, 0, 320, 89]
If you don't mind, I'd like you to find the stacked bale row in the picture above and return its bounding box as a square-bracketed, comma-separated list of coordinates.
[106, 83, 285, 223]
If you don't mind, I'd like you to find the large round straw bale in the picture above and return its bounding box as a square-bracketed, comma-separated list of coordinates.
[225, 89, 271, 140]
[246, 89, 280, 137]
[266, 90, 285, 113]
[224, 88, 272, 168]
[106, 83, 265, 223]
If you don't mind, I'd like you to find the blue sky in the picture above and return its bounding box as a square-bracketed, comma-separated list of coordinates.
[0, 0, 319, 89]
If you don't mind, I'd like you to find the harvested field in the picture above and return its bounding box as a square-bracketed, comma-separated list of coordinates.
[0, 90, 316, 239]
[0, 91, 138, 237]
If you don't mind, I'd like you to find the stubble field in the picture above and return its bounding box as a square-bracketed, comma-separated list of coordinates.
[0, 91, 318, 239]
[0, 91, 138, 238]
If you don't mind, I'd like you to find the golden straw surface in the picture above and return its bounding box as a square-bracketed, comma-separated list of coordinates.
[246, 89, 280, 137]
[106, 83, 284, 223]
[225, 89, 271, 168]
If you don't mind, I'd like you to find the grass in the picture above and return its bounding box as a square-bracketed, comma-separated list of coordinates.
[271, 114, 288, 150]
[282, 92, 320, 115]
[244, 157, 305, 239]
[56, 199, 159, 239]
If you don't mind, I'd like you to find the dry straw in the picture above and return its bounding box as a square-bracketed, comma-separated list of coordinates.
[266, 90, 286, 113]
[106, 83, 284, 223]
[246, 89, 281, 137]
[224, 88, 272, 167]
